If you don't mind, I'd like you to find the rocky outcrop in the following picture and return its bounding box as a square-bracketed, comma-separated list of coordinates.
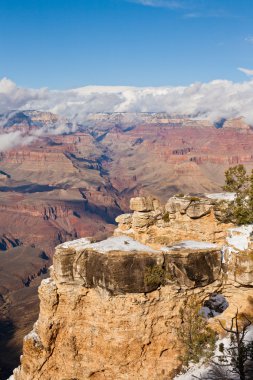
[4, 111, 253, 379]
[10, 236, 223, 380]
[52, 236, 221, 293]
[9, 195, 253, 380]
[115, 195, 233, 245]
[10, 235, 253, 380]
[8, 197, 253, 380]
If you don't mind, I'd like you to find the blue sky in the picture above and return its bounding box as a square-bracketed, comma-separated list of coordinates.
[0, 0, 253, 89]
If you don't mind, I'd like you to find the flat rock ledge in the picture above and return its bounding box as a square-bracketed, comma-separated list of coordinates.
[53, 236, 221, 294]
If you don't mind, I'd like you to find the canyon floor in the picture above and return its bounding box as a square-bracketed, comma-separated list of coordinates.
[1, 111, 253, 378]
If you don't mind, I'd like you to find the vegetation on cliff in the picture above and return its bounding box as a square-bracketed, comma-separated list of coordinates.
[223, 164, 253, 225]
[177, 296, 216, 368]
[196, 311, 253, 380]
[144, 265, 166, 288]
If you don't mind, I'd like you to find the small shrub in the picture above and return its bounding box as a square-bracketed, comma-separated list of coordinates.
[177, 295, 217, 368]
[188, 196, 201, 202]
[176, 193, 185, 198]
[162, 212, 170, 222]
[222, 165, 253, 225]
[144, 265, 166, 288]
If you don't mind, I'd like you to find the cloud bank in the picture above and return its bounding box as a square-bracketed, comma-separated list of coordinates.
[1, 77, 253, 126]
[0, 131, 34, 152]
[1, 76, 253, 151]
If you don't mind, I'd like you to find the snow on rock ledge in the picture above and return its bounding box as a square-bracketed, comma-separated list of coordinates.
[205, 192, 236, 201]
[163, 240, 218, 251]
[52, 235, 222, 294]
[226, 225, 253, 251]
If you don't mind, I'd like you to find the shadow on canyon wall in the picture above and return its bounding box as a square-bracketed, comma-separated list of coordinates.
[0, 318, 16, 379]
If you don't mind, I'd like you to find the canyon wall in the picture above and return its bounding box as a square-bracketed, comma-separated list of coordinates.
[3, 111, 253, 379]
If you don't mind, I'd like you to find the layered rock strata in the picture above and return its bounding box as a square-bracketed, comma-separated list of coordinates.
[9, 196, 253, 380]
[10, 236, 222, 380]
[115, 195, 233, 245]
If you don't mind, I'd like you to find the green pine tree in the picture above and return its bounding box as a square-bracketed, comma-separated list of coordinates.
[177, 296, 217, 368]
[223, 165, 253, 225]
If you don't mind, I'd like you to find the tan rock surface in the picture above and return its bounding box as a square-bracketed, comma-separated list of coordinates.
[116, 195, 233, 246]
[130, 196, 155, 212]
[8, 196, 253, 380]
[11, 237, 223, 380]
[10, 231, 253, 380]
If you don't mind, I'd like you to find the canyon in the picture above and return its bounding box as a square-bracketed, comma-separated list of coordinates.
[8, 195, 253, 380]
[1, 110, 253, 378]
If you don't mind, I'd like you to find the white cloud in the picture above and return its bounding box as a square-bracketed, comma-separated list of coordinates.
[238, 67, 253, 76]
[0, 131, 34, 152]
[130, 0, 184, 8]
[1, 76, 253, 140]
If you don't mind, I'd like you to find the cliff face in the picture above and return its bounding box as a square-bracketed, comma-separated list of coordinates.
[10, 238, 222, 380]
[9, 196, 253, 380]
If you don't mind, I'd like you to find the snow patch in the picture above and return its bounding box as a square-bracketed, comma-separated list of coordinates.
[163, 240, 218, 251]
[205, 192, 236, 201]
[226, 224, 253, 251]
[120, 228, 135, 235]
[174, 326, 253, 379]
[60, 238, 91, 249]
[42, 277, 53, 285]
[85, 236, 159, 254]
[24, 330, 41, 345]
[200, 294, 229, 318]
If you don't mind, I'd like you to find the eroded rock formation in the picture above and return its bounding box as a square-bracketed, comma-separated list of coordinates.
[115, 194, 233, 245]
[9, 239, 222, 380]
[9, 195, 253, 380]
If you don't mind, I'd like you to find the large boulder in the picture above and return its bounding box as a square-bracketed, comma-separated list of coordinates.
[186, 202, 212, 219]
[115, 213, 133, 225]
[234, 252, 253, 286]
[165, 197, 191, 214]
[54, 236, 222, 293]
[130, 197, 154, 212]
[132, 211, 154, 229]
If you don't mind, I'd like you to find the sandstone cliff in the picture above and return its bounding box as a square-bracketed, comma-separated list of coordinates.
[115, 194, 233, 245]
[8, 196, 253, 380]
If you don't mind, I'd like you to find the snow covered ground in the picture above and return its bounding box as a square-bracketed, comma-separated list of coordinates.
[174, 326, 253, 380]
[86, 236, 160, 253]
[61, 236, 219, 254]
[205, 192, 236, 201]
[226, 224, 253, 251]
[163, 241, 218, 251]
[62, 235, 159, 254]
[61, 237, 91, 249]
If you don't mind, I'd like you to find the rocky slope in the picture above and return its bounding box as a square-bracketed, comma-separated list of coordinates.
[1, 111, 253, 254]
[0, 113, 123, 378]
[0, 246, 49, 378]
[8, 196, 253, 380]
[97, 117, 253, 199]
